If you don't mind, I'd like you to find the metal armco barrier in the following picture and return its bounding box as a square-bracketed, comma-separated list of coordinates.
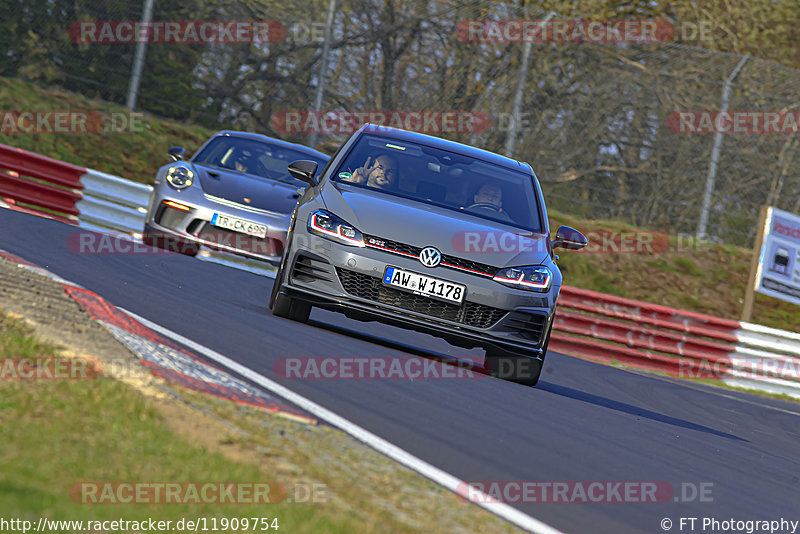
[551, 287, 800, 398]
[0, 142, 151, 232]
[78, 169, 152, 235]
[558, 286, 741, 340]
[728, 323, 800, 397]
[2, 143, 799, 398]
[0, 143, 85, 224]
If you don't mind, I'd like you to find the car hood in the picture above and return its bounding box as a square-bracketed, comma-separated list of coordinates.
[320, 183, 551, 267]
[194, 164, 301, 214]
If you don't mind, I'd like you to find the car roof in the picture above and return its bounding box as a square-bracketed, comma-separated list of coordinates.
[212, 130, 330, 160]
[356, 123, 531, 174]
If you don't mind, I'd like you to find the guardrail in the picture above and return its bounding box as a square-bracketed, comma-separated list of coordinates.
[0, 143, 85, 224]
[2, 143, 799, 398]
[78, 169, 152, 235]
[551, 287, 800, 398]
[0, 142, 150, 232]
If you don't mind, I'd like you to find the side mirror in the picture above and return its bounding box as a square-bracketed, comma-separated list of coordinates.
[552, 225, 587, 250]
[168, 146, 186, 161]
[288, 160, 319, 186]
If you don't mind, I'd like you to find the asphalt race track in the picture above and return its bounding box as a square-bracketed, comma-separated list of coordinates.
[2, 207, 799, 533]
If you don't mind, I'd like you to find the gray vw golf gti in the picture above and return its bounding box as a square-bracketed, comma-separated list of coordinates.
[270, 124, 586, 385]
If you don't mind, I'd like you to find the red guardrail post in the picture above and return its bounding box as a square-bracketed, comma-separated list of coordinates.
[559, 285, 741, 336]
[0, 143, 86, 224]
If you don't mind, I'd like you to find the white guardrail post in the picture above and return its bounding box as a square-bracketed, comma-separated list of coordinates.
[77, 169, 152, 235]
[737, 322, 800, 357]
[727, 323, 800, 398]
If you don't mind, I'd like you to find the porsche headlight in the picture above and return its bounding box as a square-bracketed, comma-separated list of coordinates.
[308, 210, 365, 247]
[166, 165, 194, 190]
[493, 266, 552, 292]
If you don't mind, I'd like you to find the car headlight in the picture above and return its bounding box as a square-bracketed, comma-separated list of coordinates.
[308, 210, 365, 247]
[493, 266, 552, 292]
[166, 165, 194, 190]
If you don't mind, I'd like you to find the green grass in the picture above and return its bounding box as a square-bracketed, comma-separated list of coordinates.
[0, 313, 60, 359]
[0, 77, 212, 183]
[0, 312, 367, 533]
[672, 257, 703, 277]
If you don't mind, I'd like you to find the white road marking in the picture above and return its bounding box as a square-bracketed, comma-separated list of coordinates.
[120, 307, 564, 534]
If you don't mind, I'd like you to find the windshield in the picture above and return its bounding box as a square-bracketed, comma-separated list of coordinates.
[193, 135, 327, 186]
[332, 134, 543, 232]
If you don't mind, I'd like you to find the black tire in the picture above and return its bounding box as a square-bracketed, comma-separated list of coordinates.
[540, 320, 554, 360]
[268, 232, 310, 322]
[269, 214, 296, 310]
[269, 257, 288, 310]
[270, 290, 311, 322]
[484, 346, 542, 387]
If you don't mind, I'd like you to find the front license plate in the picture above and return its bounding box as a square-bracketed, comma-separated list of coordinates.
[211, 213, 267, 239]
[383, 267, 466, 304]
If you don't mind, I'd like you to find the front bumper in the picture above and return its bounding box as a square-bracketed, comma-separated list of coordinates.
[279, 234, 557, 355]
[144, 187, 290, 264]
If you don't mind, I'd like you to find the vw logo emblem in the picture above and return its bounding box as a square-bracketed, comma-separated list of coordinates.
[419, 246, 441, 268]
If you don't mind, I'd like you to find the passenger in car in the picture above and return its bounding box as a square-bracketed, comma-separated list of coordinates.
[342, 154, 398, 190]
[234, 149, 258, 174]
[466, 182, 513, 222]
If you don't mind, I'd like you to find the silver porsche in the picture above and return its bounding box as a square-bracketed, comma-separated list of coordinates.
[143, 131, 329, 264]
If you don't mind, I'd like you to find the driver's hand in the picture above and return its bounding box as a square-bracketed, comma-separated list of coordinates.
[347, 156, 374, 184]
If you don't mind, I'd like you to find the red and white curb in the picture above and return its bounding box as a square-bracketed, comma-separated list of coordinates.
[0, 248, 314, 423]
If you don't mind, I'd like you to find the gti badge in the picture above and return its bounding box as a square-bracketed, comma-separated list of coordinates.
[419, 246, 442, 268]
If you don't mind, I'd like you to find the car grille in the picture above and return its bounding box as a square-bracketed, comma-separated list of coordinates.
[336, 268, 506, 329]
[363, 234, 498, 278]
[291, 254, 335, 283]
[501, 311, 548, 345]
[155, 204, 187, 230]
